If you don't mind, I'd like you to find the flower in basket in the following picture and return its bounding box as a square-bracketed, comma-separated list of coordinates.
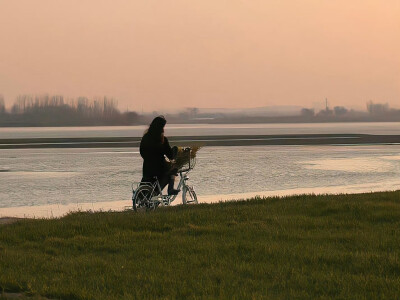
[168, 145, 202, 172]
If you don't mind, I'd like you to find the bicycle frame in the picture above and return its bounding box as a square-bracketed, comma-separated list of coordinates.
[140, 169, 191, 207]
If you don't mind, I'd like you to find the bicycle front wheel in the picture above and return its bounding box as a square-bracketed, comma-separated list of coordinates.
[182, 185, 198, 205]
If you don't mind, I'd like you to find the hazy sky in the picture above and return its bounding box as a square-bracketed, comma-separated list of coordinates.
[1, 0, 399, 111]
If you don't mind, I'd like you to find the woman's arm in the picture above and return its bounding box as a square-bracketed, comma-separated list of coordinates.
[163, 136, 174, 160]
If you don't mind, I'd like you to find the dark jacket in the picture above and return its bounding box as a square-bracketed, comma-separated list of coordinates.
[140, 134, 174, 180]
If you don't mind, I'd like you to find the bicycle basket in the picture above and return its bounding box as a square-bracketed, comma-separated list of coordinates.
[174, 147, 197, 171]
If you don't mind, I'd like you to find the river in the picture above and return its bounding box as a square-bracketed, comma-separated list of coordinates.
[1, 123, 399, 217]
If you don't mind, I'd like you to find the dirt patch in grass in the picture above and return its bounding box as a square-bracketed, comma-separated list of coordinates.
[0, 292, 54, 299]
[0, 218, 22, 226]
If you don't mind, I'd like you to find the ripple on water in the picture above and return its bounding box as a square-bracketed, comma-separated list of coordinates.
[302, 157, 395, 173]
[381, 155, 400, 161]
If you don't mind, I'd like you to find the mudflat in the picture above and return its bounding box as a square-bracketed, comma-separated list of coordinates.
[1, 134, 400, 149]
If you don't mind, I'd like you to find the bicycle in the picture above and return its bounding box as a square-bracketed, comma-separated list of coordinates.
[131, 147, 198, 211]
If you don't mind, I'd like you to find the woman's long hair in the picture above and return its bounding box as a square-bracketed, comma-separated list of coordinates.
[144, 116, 166, 143]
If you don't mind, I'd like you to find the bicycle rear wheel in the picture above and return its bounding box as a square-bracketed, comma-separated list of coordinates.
[132, 185, 153, 212]
[182, 185, 198, 205]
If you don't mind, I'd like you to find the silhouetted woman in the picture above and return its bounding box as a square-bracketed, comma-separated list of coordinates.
[140, 115, 179, 195]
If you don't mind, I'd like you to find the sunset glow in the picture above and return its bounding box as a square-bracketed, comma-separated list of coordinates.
[1, 0, 399, 111]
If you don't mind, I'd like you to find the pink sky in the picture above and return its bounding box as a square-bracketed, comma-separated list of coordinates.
[0, 0, 399, 112]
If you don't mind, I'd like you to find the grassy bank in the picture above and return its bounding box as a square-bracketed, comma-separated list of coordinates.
[1, 191, 399, 299]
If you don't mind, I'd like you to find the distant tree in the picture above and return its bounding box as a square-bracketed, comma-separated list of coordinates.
[0, 95, 5, 114]
[334, 106, 348, 116]
[301, 108, 315, 117]
[102, 97, 119, 117]
[77, 97, 89, 113]
[123, 111, 140, 124]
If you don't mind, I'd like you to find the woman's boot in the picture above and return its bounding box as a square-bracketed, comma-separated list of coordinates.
[167, 175, 180, 195]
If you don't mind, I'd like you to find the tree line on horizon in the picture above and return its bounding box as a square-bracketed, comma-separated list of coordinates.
[0, 94, 399, 126]
[0, 94, 140, 126]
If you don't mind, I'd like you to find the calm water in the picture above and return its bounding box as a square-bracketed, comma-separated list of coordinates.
[1, 144, 400, 209]
[2, 122, 400, 139]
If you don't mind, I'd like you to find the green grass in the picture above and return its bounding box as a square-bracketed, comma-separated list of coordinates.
[1, 191, 400, 299]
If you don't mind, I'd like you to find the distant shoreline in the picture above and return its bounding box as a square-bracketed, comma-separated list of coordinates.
[1, 134, 400, 149]
[2, 117, 400, 127]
